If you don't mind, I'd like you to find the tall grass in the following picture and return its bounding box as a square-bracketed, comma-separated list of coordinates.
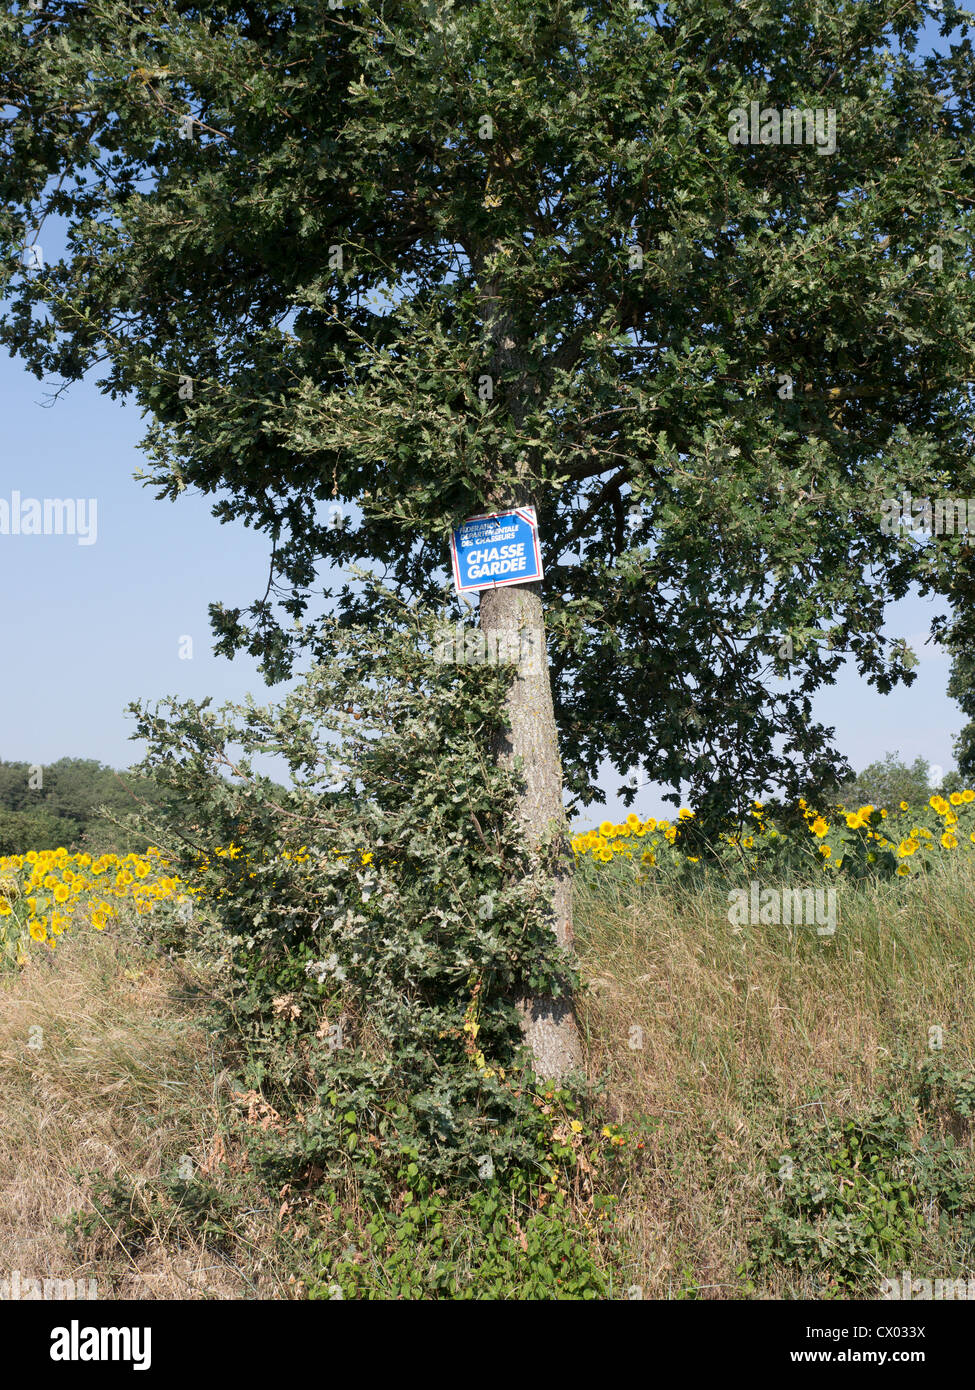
[0, 915, 292, 1299]
[3, 855, 975, 1298]
[575, 857, 975, 1297]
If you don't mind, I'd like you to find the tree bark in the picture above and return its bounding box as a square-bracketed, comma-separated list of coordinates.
[479, 578, 584, 1081]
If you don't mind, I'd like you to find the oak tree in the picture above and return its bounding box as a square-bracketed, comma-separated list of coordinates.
[3, 0, 975, 1075]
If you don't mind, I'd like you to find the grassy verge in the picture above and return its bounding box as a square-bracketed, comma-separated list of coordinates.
[577, 857, 975, 1297]
[0, 914, 296, 1299]
[3, 856, 975, 1298]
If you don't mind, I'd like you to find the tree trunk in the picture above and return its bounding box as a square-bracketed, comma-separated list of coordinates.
[470, 223, 583, 1080]
[479, 578, 584, 1081]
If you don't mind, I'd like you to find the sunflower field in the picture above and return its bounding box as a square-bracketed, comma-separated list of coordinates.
[573, 789, 975, 884]
[0, 846, 190, 967]
[7, 790, 975, 967]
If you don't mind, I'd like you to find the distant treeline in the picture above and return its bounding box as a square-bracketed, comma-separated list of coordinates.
[0, 751, 959, 858]
[0, 759, 174, 855]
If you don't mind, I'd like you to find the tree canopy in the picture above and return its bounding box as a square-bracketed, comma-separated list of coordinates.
[0, 756, 174, 851]
[3, 0, 975, 825]
[839, 750, 936, 810]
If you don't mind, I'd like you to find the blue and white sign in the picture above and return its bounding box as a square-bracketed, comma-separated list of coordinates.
[450, 507, 544, 594]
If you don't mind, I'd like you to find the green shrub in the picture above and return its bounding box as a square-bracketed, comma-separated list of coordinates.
[128, 579, 586, 1204]
[749, 1064, 975, 1295]
[66, 1170, 242, 1259]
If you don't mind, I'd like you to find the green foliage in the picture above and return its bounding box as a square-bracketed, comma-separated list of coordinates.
[947, 628, 975, 782]
[129, 580, 583, 1200]
[69, 1161, 611, 1301]
[0, 806, 70, 855]
[66, 1169, 241, 1260]
[750, 1064, 975, 1295]
[0, 757, 174, 853]
[914, 1053, 975, 1124]
[839, 753, 937, 815]
[312, 1184, 609, 1301]
[3, 2, 975, 826]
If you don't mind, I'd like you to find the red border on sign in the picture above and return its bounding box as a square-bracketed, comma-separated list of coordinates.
[450, 506, 544, 593]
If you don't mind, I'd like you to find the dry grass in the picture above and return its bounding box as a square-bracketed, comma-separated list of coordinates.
[0, 916, 288, 1300]
[6, 858, 975, 1299]
[575, 858, 975, 1297]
